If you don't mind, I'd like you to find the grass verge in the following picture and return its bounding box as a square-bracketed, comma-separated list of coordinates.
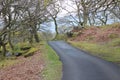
[41, 42, 62, 80]
[68, 39, 120, 64]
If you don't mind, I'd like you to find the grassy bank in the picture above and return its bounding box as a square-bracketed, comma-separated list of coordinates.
[68, 38, 120, 64]
[41, 42, 62, 80]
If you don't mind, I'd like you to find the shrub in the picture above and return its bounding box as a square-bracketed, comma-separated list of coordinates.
[55, 34, 67, 41]
[66, 32, 73, 38]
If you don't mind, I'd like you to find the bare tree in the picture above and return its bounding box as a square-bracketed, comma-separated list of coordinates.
[61, 0, 119, 27]
[47, 0, 61, 39]
[0, 0, 55, 56]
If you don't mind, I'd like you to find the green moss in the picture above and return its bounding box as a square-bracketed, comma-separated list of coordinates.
[6, 42, 32, 55]
[17, 42, 31, 49]
[41, 43, 62, 80]
[23, 47, 39, 57]
[0, 58, 18, 69]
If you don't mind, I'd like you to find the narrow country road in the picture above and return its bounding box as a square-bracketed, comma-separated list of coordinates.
[48, 41, 120, 80]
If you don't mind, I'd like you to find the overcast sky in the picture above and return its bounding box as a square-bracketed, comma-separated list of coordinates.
[58, 0, 76, 17]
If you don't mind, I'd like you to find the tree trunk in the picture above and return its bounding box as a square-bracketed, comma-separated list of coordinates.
[8, 31, 14, 51]
[81, 0, 88, 27]
[34, 31, 40, 43]
[32, 26, 40, 43]
[0, 35, 7, 57]
[53, 18, 58, 39]
[2, 43, 6, 57]
[28, 33, 33, 44]
[83, 11, 88, 27]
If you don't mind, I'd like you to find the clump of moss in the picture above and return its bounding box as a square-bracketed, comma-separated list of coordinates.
[23, 47, 39, 57]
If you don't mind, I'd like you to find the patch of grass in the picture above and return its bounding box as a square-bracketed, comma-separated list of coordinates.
[69, 40, 120, 63]
[0, 58, 18, 69]
[109, 33, 119, 39]
[41, 42, 62, 80]
[108, 38, 120, 47]
[110, 23, 120, 28]
[101, 23, 120, 29]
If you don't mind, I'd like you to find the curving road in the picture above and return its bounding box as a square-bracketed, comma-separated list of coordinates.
[48, 41, 120, 80]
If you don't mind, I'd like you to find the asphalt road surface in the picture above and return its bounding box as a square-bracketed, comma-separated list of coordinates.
[48, 41, 120, 80]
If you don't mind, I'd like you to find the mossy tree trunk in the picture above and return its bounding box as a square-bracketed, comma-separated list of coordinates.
[29, 25, 40, 43]
[0, 40, 7, 57]
[54, 18, 58, 39]
[33, 30, 40, 43]
[2, 44, 6, 57]
[8, 29, 14, 50]
[32, 25, 40, 43]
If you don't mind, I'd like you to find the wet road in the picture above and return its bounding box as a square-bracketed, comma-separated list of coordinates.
[48, 41, 120, 80]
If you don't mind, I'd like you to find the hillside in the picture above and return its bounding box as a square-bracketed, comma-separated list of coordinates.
[69, 23, 120, 65]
